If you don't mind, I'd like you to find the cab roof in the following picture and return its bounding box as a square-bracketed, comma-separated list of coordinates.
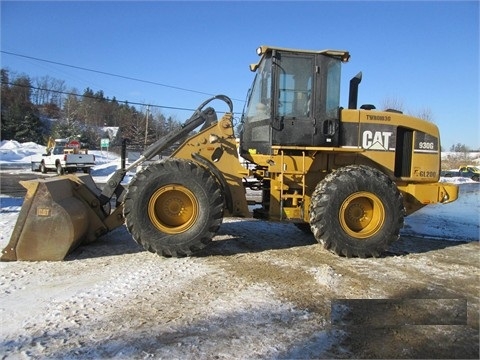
[250, 45, 350, 71]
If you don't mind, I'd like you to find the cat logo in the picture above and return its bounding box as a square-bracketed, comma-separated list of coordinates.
[362, 131, 393, 151]
[36, 207, 51, 217]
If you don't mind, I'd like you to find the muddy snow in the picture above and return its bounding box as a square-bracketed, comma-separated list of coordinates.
[1, 202, 479, 358]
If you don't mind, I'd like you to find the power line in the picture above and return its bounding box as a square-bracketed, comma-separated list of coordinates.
[1, 50, 245, 102]
[1, 80, 241, 115]
[1, 80, 194, 111]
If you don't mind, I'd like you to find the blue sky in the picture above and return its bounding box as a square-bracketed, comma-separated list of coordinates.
[1, 1, 479, 149]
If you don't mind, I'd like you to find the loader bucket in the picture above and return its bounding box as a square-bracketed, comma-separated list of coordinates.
[1, 174, 109, 261]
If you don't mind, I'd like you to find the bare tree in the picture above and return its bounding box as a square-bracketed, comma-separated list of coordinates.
[414, 107, 435, 123]
[381, 97, 435, 123]
[380, 97, 405, 112]
[63, 90, 81, 123]
[32, 75, 66, 108]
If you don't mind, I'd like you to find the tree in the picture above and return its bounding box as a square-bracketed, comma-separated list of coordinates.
[63, 90, 81, 123]
[414, 107, 435, 123]
[51, 118, 83, 139]
[32, 75, 66, 109]
[119, 110, 146, 145]
[450, 143, 470, 153]
[50, 118, 99, 149]
[0, 71, 44, 143]
[79, 126, 100, 149]
[381, 97, 435, 123]
[1, 68, 175, 147]
[13, 113, 44, 143]
[40, 102, 62, 119]
[381, 97, 405, 112]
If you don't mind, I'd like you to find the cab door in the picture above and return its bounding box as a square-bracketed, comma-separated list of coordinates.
[271, 54, 315, 146]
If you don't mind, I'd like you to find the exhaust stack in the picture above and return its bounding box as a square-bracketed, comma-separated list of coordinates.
[348, 71, 362, 109]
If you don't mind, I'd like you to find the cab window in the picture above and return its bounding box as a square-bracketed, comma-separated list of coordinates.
[277, 56, 313, 118]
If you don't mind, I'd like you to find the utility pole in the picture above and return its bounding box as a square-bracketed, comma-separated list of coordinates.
[144, 105, 150, 149]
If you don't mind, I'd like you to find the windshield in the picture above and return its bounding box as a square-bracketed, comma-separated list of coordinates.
[243, 55, 272, 143]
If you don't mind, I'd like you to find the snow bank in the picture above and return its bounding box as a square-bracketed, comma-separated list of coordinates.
[0, 140, 120, 165]
[0, 140, 46, 162]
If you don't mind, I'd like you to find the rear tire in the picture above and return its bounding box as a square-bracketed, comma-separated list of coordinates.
[309, 165, 405, 257]
[40, 162, 47, 174]
[56, 163, 64, 175]
[124, 159, 224, 257]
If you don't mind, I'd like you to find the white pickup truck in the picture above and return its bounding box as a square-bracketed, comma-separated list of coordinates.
[32, 139, 95, 175]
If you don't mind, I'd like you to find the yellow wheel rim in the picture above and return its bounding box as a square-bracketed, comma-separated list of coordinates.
[148, 185, 198, 234]
[339, 192, 385, 239]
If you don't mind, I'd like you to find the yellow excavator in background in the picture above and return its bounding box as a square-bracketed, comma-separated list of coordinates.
[1, 45, 458, 261]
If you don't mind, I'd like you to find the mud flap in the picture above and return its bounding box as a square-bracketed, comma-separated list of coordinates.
[1, 174, 108, 261]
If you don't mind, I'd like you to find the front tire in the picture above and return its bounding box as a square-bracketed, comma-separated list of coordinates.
[309, 165, 405, 257]
[124, 159, 224, 257]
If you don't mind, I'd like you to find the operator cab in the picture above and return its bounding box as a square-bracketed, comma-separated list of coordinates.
[239, 45, 350, 157]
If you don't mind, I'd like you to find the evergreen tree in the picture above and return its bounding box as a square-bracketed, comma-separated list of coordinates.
[79, 126, 100, 149]
[13, 112, 44, 143]
[0, 68, 177, 147]
[0, 72, 44, 143]
[51, 118, 83, 139]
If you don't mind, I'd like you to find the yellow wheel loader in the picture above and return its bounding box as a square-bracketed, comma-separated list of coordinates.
[1, 46, 458, 261]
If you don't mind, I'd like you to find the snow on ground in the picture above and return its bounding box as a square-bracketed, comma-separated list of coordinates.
[0, 140, 479, 359]
[401, 183, 479, 241]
